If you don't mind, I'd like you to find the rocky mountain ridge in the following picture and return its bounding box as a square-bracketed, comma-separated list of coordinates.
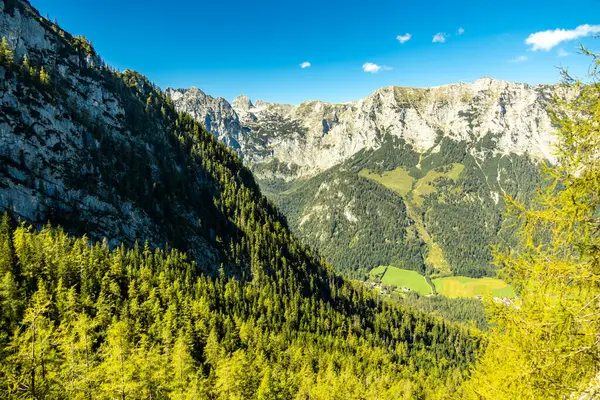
[168, 78, 572, 181]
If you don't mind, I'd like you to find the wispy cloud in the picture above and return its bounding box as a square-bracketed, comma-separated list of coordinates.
[511, 55, 528, 63]
[557, 48, 569, 57]
[300, 61, 311, 69]
[525, 24, 600, 51]
[396, 33, 412, 44]
[362, 62, 392, 73]
[457, 27, 465, 35]
[432, 33, 447, 43]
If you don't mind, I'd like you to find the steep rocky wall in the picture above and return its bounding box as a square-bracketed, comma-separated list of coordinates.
[169, 78, 574, 180]
[0, 0, 220, 268]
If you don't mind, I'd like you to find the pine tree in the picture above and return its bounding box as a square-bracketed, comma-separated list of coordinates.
[2, 283, 60, 399]
[0, 37, 13, 65]
[169, 332, 197, 399]
[21, 54, 30, 76]
[256, 367, 283, 400]
[98, 320, 138, 400]
[130, 336, 166, 399]
[58, 313, 97, 399]
[465, 47, 600, 399]
[0, 213, 14, 277]
[0, 213, 21, 350]
[39, 67, 50, 85]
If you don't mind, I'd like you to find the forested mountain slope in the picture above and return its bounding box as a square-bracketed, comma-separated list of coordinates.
[266, 136, 543, 278]
[0, 217, 479, 398]
[0, 0, 480, 398]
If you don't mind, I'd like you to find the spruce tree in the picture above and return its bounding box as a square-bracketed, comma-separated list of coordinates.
[39, 67, 50, 85]
[0, 37, 13, 65]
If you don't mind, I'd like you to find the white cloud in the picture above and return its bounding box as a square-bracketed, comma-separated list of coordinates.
[557, 48, 569, 57]
[458, 27, 465, 35]
[362, 62, 392, 73]
[432, 33, 447, 43]
[511, 55, 528, 62]
[300, 61, 311, 68]
[525, 24, 600, 51]
[396, 33, 412, 44]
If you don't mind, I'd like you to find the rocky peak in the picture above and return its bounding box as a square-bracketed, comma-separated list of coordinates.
[254, 100, 269, 108]
[164, 86, 243, 151]
[232, 94, 253, 111]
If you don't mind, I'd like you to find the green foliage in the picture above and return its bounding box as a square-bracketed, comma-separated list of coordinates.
[398, 292, 488, 331]
[0, 37, 14, 65]
[0, 37, 53, 90]
[465, 48, 600, 399]
[0, 220, 480, 399]
[72, 35, 95, 58]
[39, 67, 50, 85]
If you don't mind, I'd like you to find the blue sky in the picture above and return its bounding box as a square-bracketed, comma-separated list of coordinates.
[33, 0, 599, 104]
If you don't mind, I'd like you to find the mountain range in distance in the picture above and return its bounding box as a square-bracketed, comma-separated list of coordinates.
[167, 80, 573, 280]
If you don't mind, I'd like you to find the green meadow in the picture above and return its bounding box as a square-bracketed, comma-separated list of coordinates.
[370, 266, 433, 295]
[433, 276, 515, 298]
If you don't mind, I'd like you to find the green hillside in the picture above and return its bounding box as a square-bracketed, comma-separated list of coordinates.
[264, 136, 543, 279]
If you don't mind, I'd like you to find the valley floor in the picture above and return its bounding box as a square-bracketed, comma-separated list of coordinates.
[370, 265, 514, 298]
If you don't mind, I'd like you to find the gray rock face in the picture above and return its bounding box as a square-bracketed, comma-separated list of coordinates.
[0, 1, 137, 243]
[0, 0, 219, 267]
[165, 87, 242, 150]
[168, 78, 575, 180]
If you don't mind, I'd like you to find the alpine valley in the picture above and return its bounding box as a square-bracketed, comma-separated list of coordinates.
[168, 79, 573, 280]
[0, 0, 595, 398]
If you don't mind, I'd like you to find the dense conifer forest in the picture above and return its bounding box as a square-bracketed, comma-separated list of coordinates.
[0, 216, 479, 399]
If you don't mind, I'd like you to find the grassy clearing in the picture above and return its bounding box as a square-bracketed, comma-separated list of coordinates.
[359, 163, 464, 206]
[426, 243, 452, 275]
[371, 266, 515, 299]
[370, 266, 433, 295]
[446, 163, 465, 180]
[412, 163, 464, 206]
[433, 276, 514, 298]
[359, 168, 414, 197]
